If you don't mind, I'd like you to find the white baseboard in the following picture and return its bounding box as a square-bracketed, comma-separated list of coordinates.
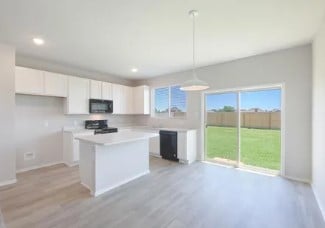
[0, 179, 17, 187]
[283, 175, 310, 184]
[16, 161, 64, 173]
[312, 184, 325, 222]
[149, 153, 161, 158]
[179, 159, 190, 165]
[93, 170, 150, 197]
[63, 161, 79, 167]
[80, 182, 92, 193]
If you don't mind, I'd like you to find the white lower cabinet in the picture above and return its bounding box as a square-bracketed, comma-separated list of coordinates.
[177, 130, 197, 164]
[63, 130, 94, 166]
[65, 76, 90, 114]
[117, 127, 197, 163]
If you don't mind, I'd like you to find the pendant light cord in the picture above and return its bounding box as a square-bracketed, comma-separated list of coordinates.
[180, 10, 209, 91]
[192, 12, 196, 75]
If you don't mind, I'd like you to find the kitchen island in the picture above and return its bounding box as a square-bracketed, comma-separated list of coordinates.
[76, 131, 158, 196]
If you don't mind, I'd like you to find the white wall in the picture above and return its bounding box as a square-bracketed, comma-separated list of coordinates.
[135, 44, 312, 182]
[312, 20, 325, 219]
[0, 44, 16, 185]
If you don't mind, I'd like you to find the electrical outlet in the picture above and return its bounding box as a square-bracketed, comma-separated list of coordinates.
[24, 152, 35, 161]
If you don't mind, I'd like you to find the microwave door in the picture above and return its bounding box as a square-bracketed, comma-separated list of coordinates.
[89, 99, 113, 113]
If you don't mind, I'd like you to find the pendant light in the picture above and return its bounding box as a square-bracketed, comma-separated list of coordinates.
[180, 10, 209, 91]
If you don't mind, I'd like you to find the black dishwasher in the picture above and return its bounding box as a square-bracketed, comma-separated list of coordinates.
[160, 130, 178, 161]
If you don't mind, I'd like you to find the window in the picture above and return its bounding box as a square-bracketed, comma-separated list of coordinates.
[153, 85, 187, 118]
[170, 85, 186, 117]
[154, 87, 169, 117]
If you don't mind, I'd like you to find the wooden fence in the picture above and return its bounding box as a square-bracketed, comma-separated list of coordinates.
[206, 112, 281, 129]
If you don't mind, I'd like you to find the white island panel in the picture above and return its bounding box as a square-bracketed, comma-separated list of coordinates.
[95, 139, 149, 195]
[79, 142, 95, 191]
[77, 131, 157, 196]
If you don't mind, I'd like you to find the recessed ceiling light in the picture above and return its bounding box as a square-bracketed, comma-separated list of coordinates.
[33, 38, 44, 46]
[131, 68, 138, 73]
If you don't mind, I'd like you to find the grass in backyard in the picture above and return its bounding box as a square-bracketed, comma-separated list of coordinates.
[206, 126, 281, 170]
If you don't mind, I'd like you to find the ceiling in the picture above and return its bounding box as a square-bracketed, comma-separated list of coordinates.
[0, 0, 325, 79]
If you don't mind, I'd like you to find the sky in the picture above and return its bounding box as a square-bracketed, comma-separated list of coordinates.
[155, 86, 186, 112]
[206, 89, 281, 111]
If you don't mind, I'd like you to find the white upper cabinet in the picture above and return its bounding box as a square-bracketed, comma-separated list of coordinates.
[90, 80, 113, 101]
[15, 66, 44, 95]
[133, 85, 150, 115]
[112, 84, 149, 115]
[112, 84, 123, 114]
[16, 67, 67, 97]
[102, 82, 113, 100]
[44, 71, 67, 97]
[90, 80, 102, 99]
[124, 86, 133, 114]
[65, 76, 90, 114]
[14, 66, 150, 115]
[112, 84, 131, 114]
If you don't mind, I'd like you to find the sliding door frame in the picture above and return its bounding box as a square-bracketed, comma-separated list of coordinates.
[201, 83, 285, 176]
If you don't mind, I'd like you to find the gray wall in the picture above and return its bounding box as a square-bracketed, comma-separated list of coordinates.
[135, 44, 312, 182]
[312, 20, 325, 219]
[15, 55, 137, 171]
[0, 44, 16, 184]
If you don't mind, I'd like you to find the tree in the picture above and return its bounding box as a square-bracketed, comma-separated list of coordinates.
[219, 106, 235, 112]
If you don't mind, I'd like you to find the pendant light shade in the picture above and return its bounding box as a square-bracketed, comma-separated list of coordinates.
[179, 73, 209, 91]
[180, 10, 209, 91]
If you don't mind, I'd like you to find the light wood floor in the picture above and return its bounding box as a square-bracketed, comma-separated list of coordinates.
[0, 157, 324, 228]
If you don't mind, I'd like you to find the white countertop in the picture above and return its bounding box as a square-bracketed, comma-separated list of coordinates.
[63, 127, 94, 134]
[63, 126, 196, 134]
[117, 126, 196, 132]
[158, 127, 196, 132]
[76, 131, 159, 146]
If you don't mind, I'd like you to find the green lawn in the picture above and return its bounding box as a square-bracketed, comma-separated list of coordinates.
[206, 126, 281, 170]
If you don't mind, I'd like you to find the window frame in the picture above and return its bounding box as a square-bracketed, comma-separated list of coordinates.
[151, 84, 187, 119]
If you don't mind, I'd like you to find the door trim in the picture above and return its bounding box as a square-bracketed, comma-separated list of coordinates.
[201, 83, 285, 176]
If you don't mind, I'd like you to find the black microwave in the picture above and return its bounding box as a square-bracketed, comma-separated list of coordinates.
[89, 99, 113, 113]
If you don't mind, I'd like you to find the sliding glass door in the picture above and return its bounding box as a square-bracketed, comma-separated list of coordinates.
[240, 89, 281, 172]
[205, 87, 282, 174]
[205, 92, 239, 166]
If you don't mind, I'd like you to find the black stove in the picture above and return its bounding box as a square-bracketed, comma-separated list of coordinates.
[94, 127, 118, 134]
[85, 120, 118, 135]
